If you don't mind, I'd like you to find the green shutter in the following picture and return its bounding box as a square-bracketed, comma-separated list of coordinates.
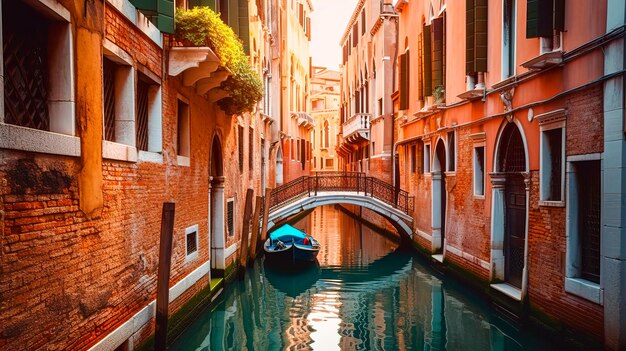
[475, 0, 488, 72]
[466, 0, 475, 74]
[423, 24, 432, 97]
[431, 17, 444, 90]
[399, 52, 408, 110]
[527, 0, 554, 38]
[554, 0, 565, 32]
[238, 0, 250, 54]
[129, 0, 174, 33]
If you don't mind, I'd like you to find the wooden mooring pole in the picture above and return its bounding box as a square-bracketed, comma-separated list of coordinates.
[238, 189, 254, 275]
[155, 202, 175, 351]
[248, 196, 263, 265]
[260, 188, 272, 243]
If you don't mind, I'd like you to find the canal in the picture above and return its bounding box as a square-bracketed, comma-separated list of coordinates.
[171, 205, 559, 350]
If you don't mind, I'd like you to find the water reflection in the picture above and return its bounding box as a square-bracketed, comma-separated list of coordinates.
[171, 205, 556, 351]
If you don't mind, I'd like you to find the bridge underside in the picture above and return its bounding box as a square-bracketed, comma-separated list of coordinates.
[268, 192, 414, 240]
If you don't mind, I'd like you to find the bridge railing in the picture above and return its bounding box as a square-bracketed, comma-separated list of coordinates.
[268, 173, 415, 216]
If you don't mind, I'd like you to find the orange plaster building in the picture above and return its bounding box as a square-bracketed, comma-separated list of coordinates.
[393, 0, 625, 348]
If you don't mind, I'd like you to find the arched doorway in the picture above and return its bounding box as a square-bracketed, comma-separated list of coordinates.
[275, 146, 284, 186]
[432, 139, 447, 254]
[492, 122, 529, 290]
[210, 135, 225, 277]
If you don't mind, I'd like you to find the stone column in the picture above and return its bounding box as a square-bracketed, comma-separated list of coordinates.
[603, 2, 626, 348]
[489, 173, 506, 281]
[431, 172, 442, 252]
[211, 176, 226, 271]
[521, 172, 531, 299]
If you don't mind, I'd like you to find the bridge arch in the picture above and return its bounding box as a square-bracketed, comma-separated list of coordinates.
[268, 193, 414, 241]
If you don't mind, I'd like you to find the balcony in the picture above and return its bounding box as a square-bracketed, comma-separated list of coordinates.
[343, 113, 371, 144]
[292, 112, 314, 129]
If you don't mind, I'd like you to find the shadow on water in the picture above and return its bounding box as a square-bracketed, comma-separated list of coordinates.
[170, 206, 567, 351]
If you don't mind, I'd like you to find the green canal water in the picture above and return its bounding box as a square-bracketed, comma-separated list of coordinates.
[170, 205, 560, 350]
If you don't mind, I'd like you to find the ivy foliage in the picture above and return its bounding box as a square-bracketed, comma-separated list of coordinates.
[175, 7, 263, 115]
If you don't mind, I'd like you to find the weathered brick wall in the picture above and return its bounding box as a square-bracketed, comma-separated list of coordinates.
[0, 3, 266, 350]
[566, 85, 604, 156]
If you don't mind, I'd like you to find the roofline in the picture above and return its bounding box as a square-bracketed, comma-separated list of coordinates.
[339, 0, 367, 45]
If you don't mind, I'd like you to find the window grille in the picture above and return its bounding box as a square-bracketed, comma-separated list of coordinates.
[3, 0, 50, 131]
[103, 58, 116, 142]
[227, 199, 234, 236]
[136, 76, 149, 151]
[447, 131, 455, 171]
[545, 128, 562, 200]
[186, 230, 197, 255]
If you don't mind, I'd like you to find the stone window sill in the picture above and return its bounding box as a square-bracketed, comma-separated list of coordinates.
[539, 200, 565, 207]
[103, 140, 138, 162]
[0, 123, 80, 157]
[138, 150, 163, 163]
[565, 277, 603, 305]
[177, 155, 190, 167]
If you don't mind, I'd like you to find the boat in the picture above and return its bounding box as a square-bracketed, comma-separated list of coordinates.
[263, 224, 320, 264]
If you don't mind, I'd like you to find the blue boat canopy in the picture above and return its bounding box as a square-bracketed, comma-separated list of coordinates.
[269, 224, 307, 243]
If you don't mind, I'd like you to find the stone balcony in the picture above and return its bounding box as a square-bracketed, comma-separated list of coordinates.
[342, 113, 371, 144]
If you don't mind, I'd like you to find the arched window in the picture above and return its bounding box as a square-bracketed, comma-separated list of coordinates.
[324, 120, 329, 148]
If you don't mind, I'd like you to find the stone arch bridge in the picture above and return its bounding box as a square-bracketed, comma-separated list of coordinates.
[267, 172, 415, 240]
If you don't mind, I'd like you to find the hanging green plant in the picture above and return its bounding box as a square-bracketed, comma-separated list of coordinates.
[175, 7, 263, 114]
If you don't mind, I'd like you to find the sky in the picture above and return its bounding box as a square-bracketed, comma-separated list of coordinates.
[310, 0, 360, 70]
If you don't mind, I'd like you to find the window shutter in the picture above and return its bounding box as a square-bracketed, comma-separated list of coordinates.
[431, 17, 444, 90]
[423, 24, 432, 97]
[554, 0, 565, 32]
[474, 0, 488, 72]
[399, 52, 409, 110]
[238, 0, 250, 54]
[466, 0, 475, 74]
[130, 0, 174, 33]
[418, 33, 424, 100]
[306, 17, 311, 40]
[353, 23, 359, 47]
[527, 0, 555, 38]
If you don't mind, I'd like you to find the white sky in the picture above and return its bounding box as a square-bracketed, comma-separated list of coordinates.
[310, 0, 360, 70]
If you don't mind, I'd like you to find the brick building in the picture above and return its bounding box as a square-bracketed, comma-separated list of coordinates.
[310, 66, 340, 171]
[389, 0, 625, 349]
[0, 0, 278, 349]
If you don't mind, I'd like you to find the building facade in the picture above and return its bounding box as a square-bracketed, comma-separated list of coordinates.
[392, 0, 625, 349]
[0, 0, 278, 349]
[310, 66, 340, 171]
[337, 0, 397, 182]
[278, 0, 314, 183]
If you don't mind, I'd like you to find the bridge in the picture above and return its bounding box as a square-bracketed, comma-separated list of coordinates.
[267, 172, 415, 240]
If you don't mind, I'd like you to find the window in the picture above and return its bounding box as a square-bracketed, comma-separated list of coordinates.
[399, 50, 410, 110]
[410, 144, 417, 174]
[465, 0, 488, 90]
[102, 53, 134, 146]
[526, 0, 565, 53]
[248, 127, 254, 177]
[565, 156, 602, 303]
[361, 10, 366, 35]
[447, 131, 456, 171]
[502, 0, 516, 79]
[323, 120, 329, 148]
[185, 224, 198, 262]
[540, 128, 564, 202]
[423, 143, 431, 173]
[473, 146, 485, 196]
[135, 71, 162, 155]
[238, 125, 244, 172]
[325, 158, 334, 168]
[1, 0, 78, 156]
[227, 198, 235, 237]
[378, 98, 383, 116]
[177, 100, 190, 161]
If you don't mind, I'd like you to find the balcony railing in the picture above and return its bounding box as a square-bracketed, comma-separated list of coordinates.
[342, 113, 370, 143]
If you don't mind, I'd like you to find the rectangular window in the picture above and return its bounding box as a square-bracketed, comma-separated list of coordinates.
[177, 100, 190, 157]
[238, 125, 244, 172]
[576, 161, 601, 283]
[424, 143, 431, 173]
[103, 58, 117, 142]
[447, 131, 456, 171]
[540, 128, 564, 202]
[410, 144, 417, 174]
[185, 224, 198, 262]
[135, 74, 151, 151]
[325, 158, 334, 168]
[248, 127, 254, 176]
[361, 10, 366, 35]
[473, 146, 485, 196]
[378, 98, 383, 116]
[502, 0, 516, 79]
[399, 51, 409, 110]
[227, 198, 235, 237]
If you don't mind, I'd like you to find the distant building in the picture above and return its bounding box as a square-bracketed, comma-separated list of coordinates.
[310, 66, 340, 171]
